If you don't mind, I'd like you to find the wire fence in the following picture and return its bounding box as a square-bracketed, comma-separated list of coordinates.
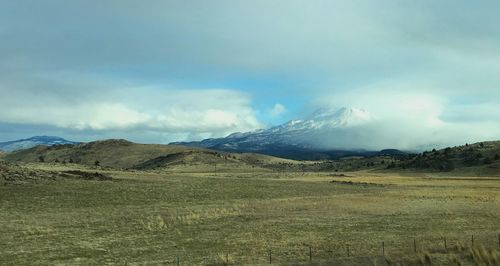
[124, 233, 500, 265]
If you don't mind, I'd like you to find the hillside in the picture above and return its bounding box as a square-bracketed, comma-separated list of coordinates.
[393, 141, 500, 174]
[4, 139, 297, 170]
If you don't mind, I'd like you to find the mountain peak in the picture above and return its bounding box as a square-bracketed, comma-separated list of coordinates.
[302, 106, 372, 128]
[172, 106, 376, 156]
[310, 106, 369, 118]
[26, 136, 67, 142]
[0, 136, 79, 152]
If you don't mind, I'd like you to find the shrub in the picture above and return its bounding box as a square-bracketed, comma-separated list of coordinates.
[440, 160, 455, 172]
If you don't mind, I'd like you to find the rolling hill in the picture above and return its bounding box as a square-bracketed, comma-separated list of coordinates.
[3, 139, 297, 170]
[393, 141, 500, 174]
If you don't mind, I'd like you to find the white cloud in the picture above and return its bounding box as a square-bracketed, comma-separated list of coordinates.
[310, 84, 500, 150]
[1, 1, 500, 147]
[0, 84, 262, 141]
[269, 103, 286, 116]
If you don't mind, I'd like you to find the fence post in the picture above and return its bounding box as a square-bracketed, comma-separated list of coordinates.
[347, 244, 350, 257]
[413, 238, 416, 253]
[269, 249, 272, 264]
[498, 234, 500, 249]
[444, 237, 447, 250]
[471, 235, 474, 247]
[309, 246, 312, 262]
[226, 253, 229, 265]
[177, 256, 180, 266]
[382, 241, 385, 255]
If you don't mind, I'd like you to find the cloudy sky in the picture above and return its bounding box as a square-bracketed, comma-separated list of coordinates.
[1, 0, 500, 149]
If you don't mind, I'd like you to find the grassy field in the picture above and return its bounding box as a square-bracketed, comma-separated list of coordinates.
[1, 164, 499, 265]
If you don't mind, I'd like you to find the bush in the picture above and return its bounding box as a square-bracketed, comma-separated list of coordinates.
[441, 160, 455, 172]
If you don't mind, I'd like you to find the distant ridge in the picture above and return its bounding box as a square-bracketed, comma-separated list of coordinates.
[0, 136, 79, 152]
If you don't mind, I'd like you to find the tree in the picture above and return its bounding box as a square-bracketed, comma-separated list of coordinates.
[484, 157, 493, 164]
[387, 162, 396, 169]
[38, 156, 45, 163]
[94, 160, 100, 167]
[495, 154, 500, 160]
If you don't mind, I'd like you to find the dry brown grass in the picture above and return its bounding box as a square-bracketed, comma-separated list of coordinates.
[1, 162, 499, 265]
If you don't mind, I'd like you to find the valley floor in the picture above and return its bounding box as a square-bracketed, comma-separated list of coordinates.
[0, 164, 499, 265]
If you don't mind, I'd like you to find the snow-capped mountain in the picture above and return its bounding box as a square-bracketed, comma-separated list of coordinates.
[0, 136, 79, 152]
[268, 107, 372, 133]
[173, 107, 399, 160]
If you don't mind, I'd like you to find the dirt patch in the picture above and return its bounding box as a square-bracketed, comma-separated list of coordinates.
[327, 173, 353, 177]
[61, 170, 112, 181]
[330, 179, 385, 187]
[0, 161, 112, 184]
[0, 161, 58, 183]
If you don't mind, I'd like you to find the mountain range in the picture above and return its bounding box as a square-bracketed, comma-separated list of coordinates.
[0, 107, 406, 160]
[0, 136, 79, 152]
[173, 107, 405, 160]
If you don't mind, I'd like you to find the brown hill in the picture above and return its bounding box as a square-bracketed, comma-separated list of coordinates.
[4, 139, 296, 170]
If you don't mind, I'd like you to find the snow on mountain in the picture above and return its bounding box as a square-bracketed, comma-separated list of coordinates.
[0, 136, 79, 152]
[275, 107, 372, 132]
[173, 107, 375, 154]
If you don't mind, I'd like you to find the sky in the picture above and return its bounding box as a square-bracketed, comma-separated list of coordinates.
[1, 0, 500, 149]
